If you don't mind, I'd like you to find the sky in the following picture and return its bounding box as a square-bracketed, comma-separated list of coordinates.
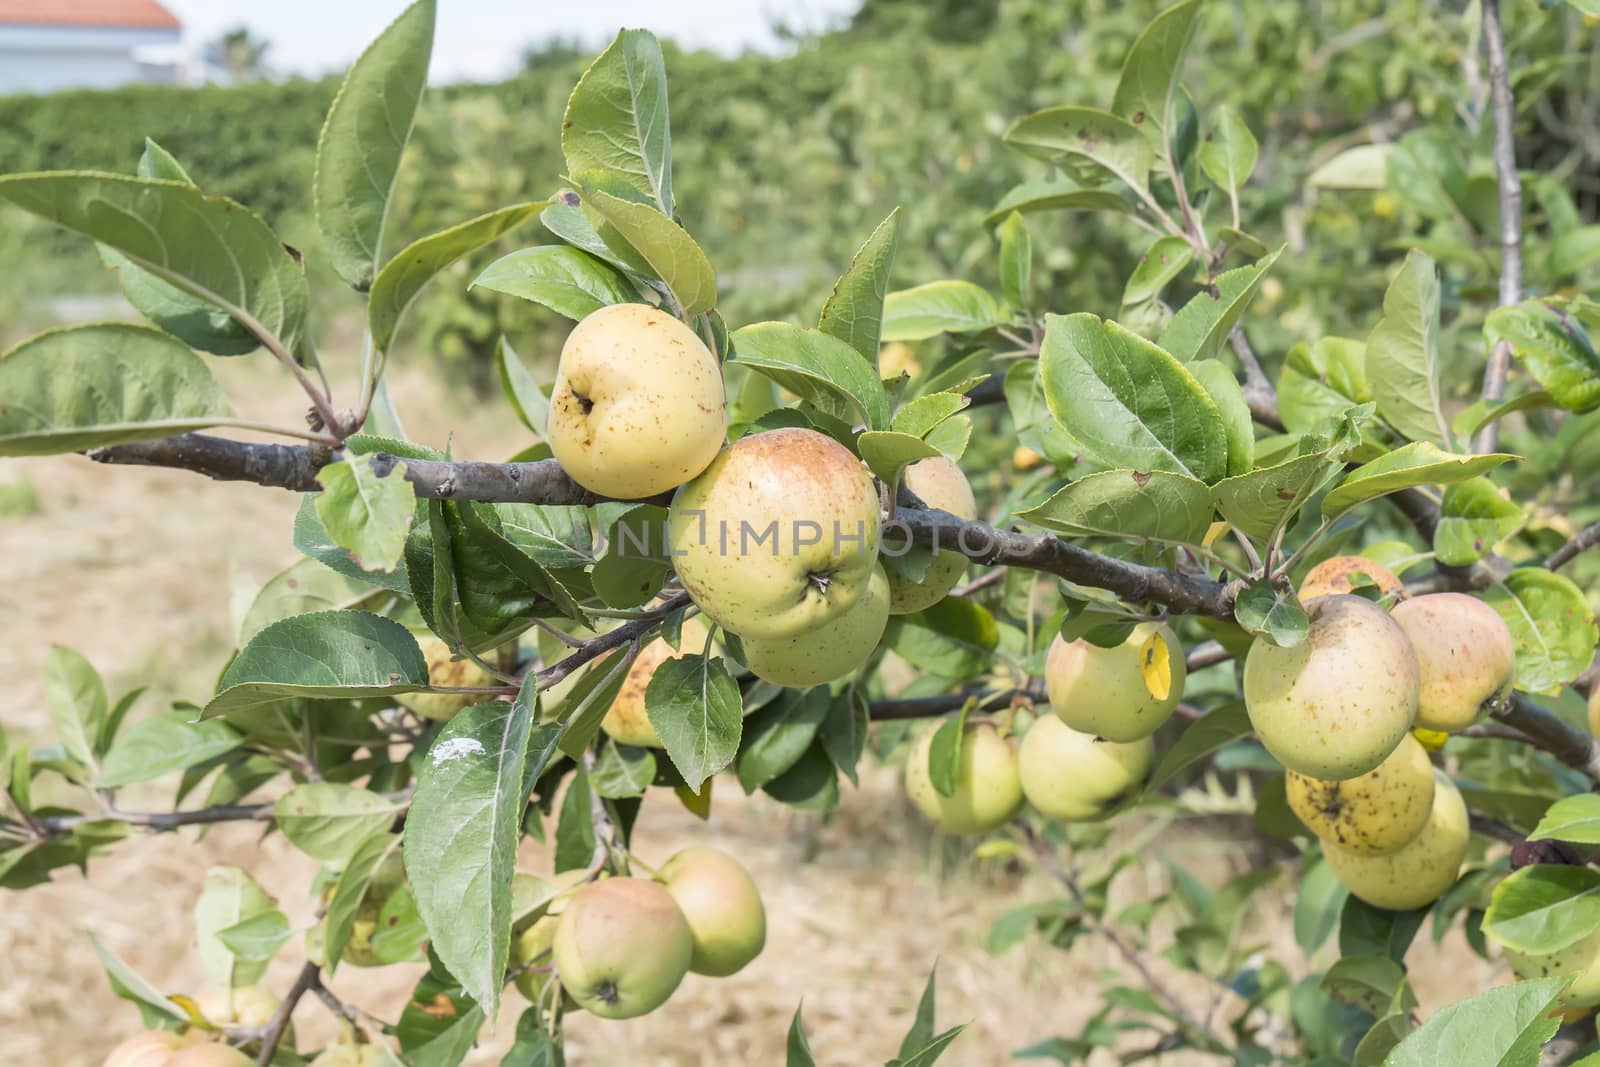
[160, 0, 860, 83]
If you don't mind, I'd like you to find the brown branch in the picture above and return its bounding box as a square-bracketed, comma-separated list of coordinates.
[1228, 329, 1283, 431]
[1475, 0, 1524, 454]
[867, 681, 1046, 722]
[1492, 695, 1600, 783]
[254, 961, 318, 1066]
[1185, 641, 1233, 672]
[532, 594, 691, 690]
[1546, 520, 1600, 572]
[31, 801, 275, 835]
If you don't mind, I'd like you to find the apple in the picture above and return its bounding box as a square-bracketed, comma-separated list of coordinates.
[1323, 770, 1468, 911]
[1298, 555, 1404, 601]
[602, 616, 713, 748]
[168, 1048, 256, 1067]
[194, 986, 279, 1028]
[309, 1044, 386, 1067]
[1018, 713, 1153, 822]
[668, 428, 882, 640]
[1507, 926, 1600, 1016]
[103, 1031, 190, 1067]
[1045, 623, 1186, 742]
[657, 846, 767, 977]
[904, 721, 1023, 835]
[1243, 594, 1419, 779]
[394, 635, 498, 722]
[546, 302, 727, 500]
[1390, 593, 1517, 732]
[879, 341, 921, 379]
[552, 877, 693, 1019]
[888, 457, 977, 614]
[1286, 733, 1435, 856]
[741, 564, 890, 686]
[512, 913, 565, 1002]
[1590, 678, 1600, 738]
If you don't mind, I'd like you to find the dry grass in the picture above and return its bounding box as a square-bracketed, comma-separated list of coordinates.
[0, 354, 1501, 1066]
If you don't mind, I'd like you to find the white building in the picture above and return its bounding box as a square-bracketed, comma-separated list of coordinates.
[0, 0, 184, 95]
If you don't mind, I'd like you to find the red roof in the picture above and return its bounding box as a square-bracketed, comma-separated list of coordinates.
[0, 0, 181, 29]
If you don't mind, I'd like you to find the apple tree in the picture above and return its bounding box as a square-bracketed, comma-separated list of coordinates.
[4, 0, 1600, 1064]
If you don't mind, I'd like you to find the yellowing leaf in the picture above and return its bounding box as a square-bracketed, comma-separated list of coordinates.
[973, 839, 1023, 862]
[1140, 632, 1172, 701]
[1411, 728, 1449, 753]
[1203, 521, 1230, 548]
[676, 779, 712, 820]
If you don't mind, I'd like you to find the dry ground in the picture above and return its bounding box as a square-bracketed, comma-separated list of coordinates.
[0, 352, 1500, 1065]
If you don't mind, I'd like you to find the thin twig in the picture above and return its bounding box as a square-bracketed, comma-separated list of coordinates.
[1546, 520, 1600, 571]
[254, 961, 319, 1066]
[533, 594, 690, 690]
[1475, 0, 1524, 453]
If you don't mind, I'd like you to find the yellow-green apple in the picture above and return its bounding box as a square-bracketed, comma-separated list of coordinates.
[1286, 733, 1435, 855]
[546, 302, 727, 499]
[1507, 926, 1600, 1017]
[168, 1048, 256, 1067]
[553, 878, 693, 1019]
[904, 721, 1023, 834]
[668, 428, 881, 640]
[310, 1044, 387, 1067]
[1390, 592, 1516, 732]
[1590, 679, 1600, 737]
[194, 986, 279, 1028]
[741, 564, 890, 686]
[1298, 555, 1404, 601]
[657, 846, 767, 977]
[395, 635, 497, 722]
[1045, 623, 1186, 742]
[1243, 594, 1419, 779]
[888, 457, 977, 614]
[103, 1031, 193, 1067]
[1323, 770, 1468, 910]
[1018, 713, 1153, 821]
[601, 617, 712, 748]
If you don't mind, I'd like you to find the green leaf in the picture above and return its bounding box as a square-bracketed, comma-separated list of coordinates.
[1323, 955, 1413, 1017]
[983, 177, 1134, 226]
[89, 933, 185, 1025]
[194, 865, 277, 987]
[646, 654, 743, 794]
[736, 688, 831, 794]
[1144, 702, 1251, 796]
[1234, 581, 1309, 647]
[0, 324, 232, 456]
[1367, 251, 1451, 448]
[323, 830, 401, 974]
[1323, 442, 1515, 517]
[205, 611, 428, 716]
[1279, 337, 1373, 434]
[1122, 235, 1194, 307]
[275, 784, 404, 863]
[577, 184, 716, 316]
[1158, 249, 1283, 364]
[497, 337, 550, 438]
[858, 430, 942, 483]
[897, 964, 941, 1059]
[1110, 0, 1203, 153]
[314, 0, 436, 290]
[998, 212, 1032, 309]
[215, 909, 291, 963]
[1003, 107, 1156, 195]
[563, 29, 673, 214]
[1039, 312, 1228, 483]
[44, 646, 106, 770]
[1294, 857, 1350, 955]
[98, 710, 242, 788]
[1485, 301, 1600, 415]
[881, 281, 1003, 342]
[819, 209, 899, 362]
[369, 201, 546, 352]
[314, 454, 416, 573]
[1340, 896, 1425, 962]
[295, 494, 412, 595]
[762, 740, 840, 810]
[1018, 469, 1213, 544]
[406, 695, 534, 1017]
[1198, 106, 1260, 199]
[1190, 359, 1255, 476]
[1531, 795, 1600, 846]
[554, 762, 596, 873]
[1381, 977, 1566, 1067]
[0, 173, 312, 362]
[893, 392, 971, 439]
[471, 246, 634, 321]
[1486, 569, 1599, 694]
[787, 1003, 817, 1067]
[1308, 144, 1392, 189]
[591, 741, 657, 799]
[590, 504, 671, 609]
[1435, 478, 1525, 566]
[239, 558, 381, 646]
[1483, 863, 1600, 955]
[731, 321, 891, 431]
[819, 691, 869, 788]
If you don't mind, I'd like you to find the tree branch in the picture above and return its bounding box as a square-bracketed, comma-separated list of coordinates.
[1546, 519, 1600, 572]
[254, 961, 318, 1066]
[532, 594, 690, 690]
[1492, 695, 1600, 783]
[1228, 328, 1283, 431]
[867, 681, 1046, 722]
[1475, 0, 1524, 454]
[30, 801, 275, 835]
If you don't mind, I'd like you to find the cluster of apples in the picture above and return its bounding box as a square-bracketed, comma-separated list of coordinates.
[510, 846, 766, 1020]
[104, 986, 381, 1067]
[904, 621, 1187, 834]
